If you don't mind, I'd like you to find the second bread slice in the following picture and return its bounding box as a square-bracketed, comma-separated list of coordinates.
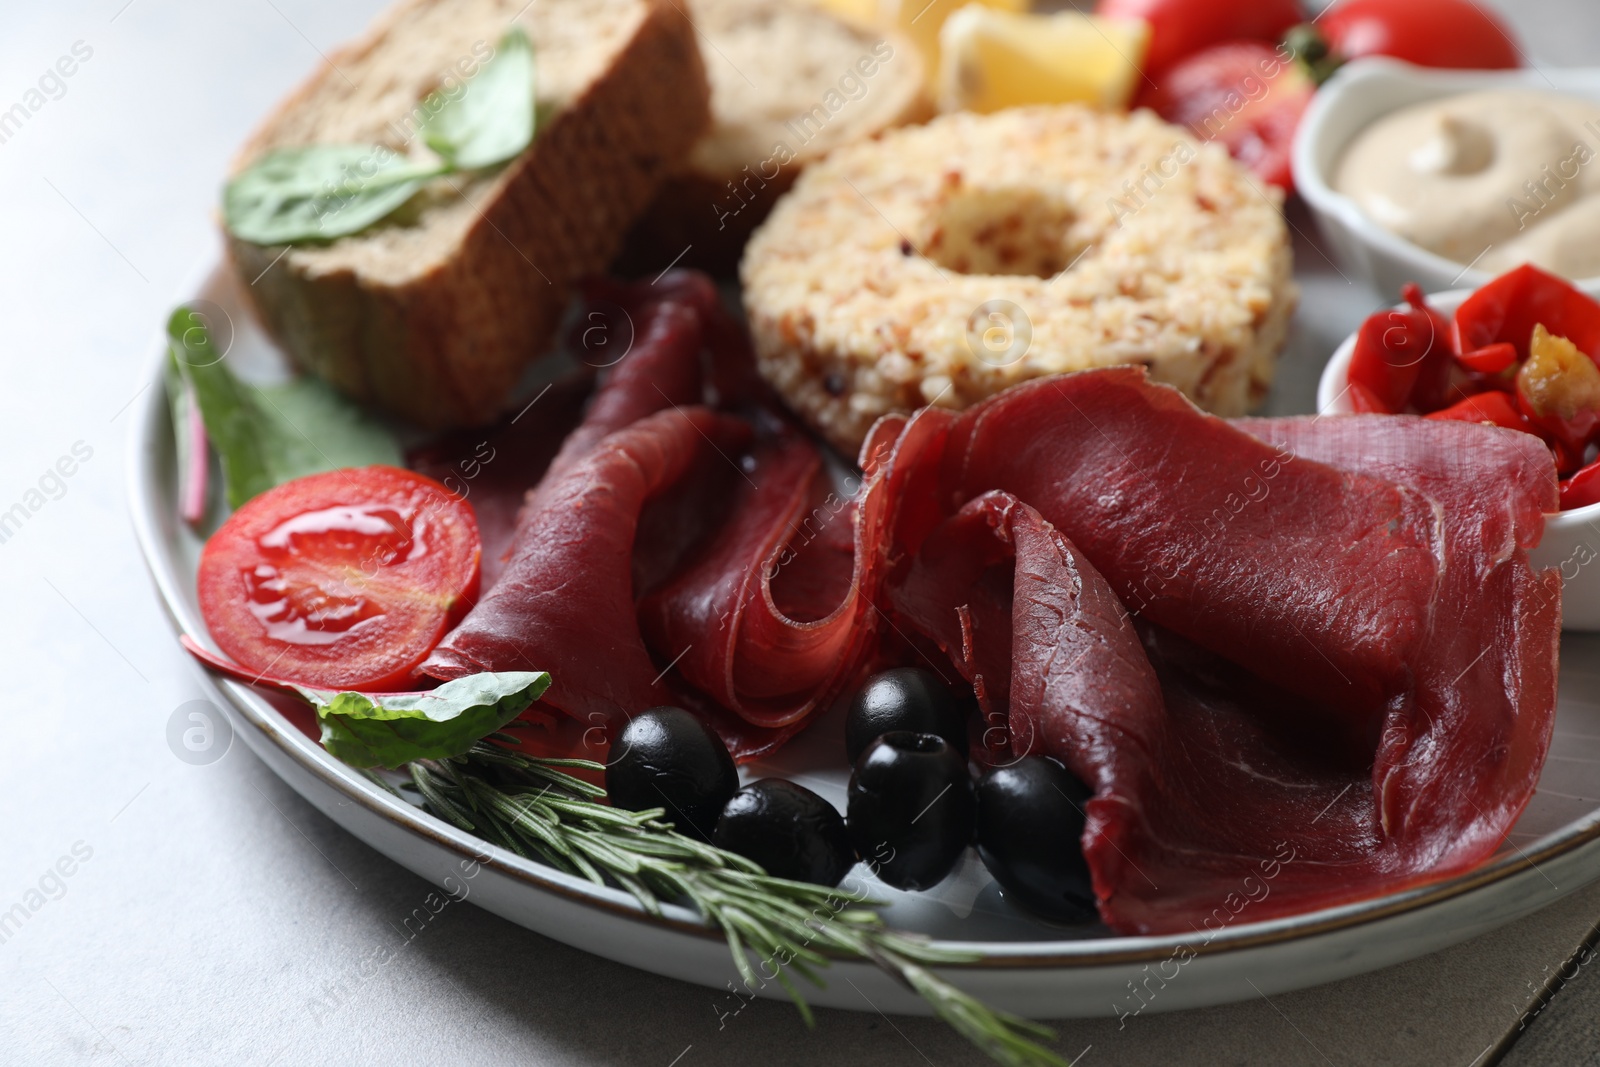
[617, 0, 929, 274]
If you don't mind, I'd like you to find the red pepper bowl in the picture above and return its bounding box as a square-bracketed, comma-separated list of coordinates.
[1319, 287, 1600, 631]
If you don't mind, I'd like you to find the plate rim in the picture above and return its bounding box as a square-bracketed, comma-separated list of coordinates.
[129, 252, 1600, 973]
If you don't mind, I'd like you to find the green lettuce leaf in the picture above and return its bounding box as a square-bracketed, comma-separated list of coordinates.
[296, 671, 552, 769]
[166, 306, 402, 508]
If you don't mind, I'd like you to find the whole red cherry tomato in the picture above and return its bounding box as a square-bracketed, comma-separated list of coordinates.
[198, 466, 480, 691]
[1095, 0, 1302, 76]
[1135, 40, 1313, 190]
[1317, 0, 1522, 70]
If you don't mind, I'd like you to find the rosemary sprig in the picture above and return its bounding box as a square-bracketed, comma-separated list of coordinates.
[404, 741, 1067, 1067]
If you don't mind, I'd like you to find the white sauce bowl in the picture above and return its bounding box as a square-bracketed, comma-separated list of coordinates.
[1293, 57, 1600, 296]
[1317, 287, 1600, 630]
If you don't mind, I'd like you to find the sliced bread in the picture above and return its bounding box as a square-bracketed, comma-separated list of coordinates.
[227, 0, 711, 429]
[615, 0, 929, 274]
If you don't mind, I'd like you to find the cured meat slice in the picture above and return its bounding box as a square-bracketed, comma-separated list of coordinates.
[872, 373, 1560, 933]
[541, 299, 706, 489]
[888, 367, 1443, 720]
[881, 483, 1374, 932]
[422, 406, 750, 733]
[638, 434, 878, 728]
[423, 277, 885, 755]
[406, 374, 592, 590]
[407, 275, 718, 593]
[1240, 415, 1560, 865]
[887, 491, 1166, 908]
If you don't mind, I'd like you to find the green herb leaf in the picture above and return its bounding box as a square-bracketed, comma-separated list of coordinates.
[223, 28, 537, 246]
[223, 144, 444, 245]
[420, 27, 537, 170]
[167, 306, 402, 508]
[302, 673, 551, 769]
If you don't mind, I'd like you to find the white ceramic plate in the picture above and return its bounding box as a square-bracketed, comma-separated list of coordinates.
[130, 258, 1600, 1019]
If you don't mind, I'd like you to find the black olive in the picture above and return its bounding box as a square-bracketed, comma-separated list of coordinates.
[847, 731, 976, 891]
[713, 779, 855, 886]
[605, 707, 738, 843]
[975, 757, 1096, 923]
[845, 667, 968, 765]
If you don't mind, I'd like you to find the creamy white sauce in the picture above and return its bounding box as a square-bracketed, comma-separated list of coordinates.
[1335, 89, 1600, 280]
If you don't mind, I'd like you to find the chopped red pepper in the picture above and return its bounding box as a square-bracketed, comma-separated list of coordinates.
[1453, 263, 1600, 363]
[1346, 380, 1392, 413]
[1455, 342, 1518, 375]
[1348, 266, 1600, 506]
[1347, 283, 1449, 412]
[1425, 390, 1529, 431]
[1562, 459, 1600, 510]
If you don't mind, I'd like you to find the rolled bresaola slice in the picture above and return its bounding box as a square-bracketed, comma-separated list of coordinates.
[637, 433, 878, 729]
[880, 366, 1442, 722]
[1089, 415, 1558, 934]
[423, 277, 885, 754]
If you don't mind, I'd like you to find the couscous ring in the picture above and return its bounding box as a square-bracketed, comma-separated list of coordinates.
[740, 105, 1298, 455]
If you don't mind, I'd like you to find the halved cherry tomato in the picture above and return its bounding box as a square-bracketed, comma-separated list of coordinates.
[1561, 459, 1600, 511]
[1425, 391, 1527, 432]
[1134, 40, 1313, 190]
[1317, 0, 1522, 71]
[1095, 0, 1301, 76]
[198, 466, 480, 691]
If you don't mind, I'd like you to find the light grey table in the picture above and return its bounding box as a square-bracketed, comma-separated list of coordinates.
[5, 1, 1600, 1064]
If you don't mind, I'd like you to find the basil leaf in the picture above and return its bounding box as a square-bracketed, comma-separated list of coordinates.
[421, 27, 537, 170]
[221, 28, 536, 245]
[167, 306, 402, 508]
[295, 672, 552, 769]
[224, 144, 443, 245]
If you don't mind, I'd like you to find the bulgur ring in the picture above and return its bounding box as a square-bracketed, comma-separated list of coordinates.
[739, 104, 1298, 456]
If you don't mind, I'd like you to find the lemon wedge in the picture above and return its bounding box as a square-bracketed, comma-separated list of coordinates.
[814, 0, 883, 27]
[885, 0, 1028, 90]
[937, 7, 1149, 114]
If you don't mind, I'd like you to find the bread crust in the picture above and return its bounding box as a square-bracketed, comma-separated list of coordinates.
[226, 0, 711, 429]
